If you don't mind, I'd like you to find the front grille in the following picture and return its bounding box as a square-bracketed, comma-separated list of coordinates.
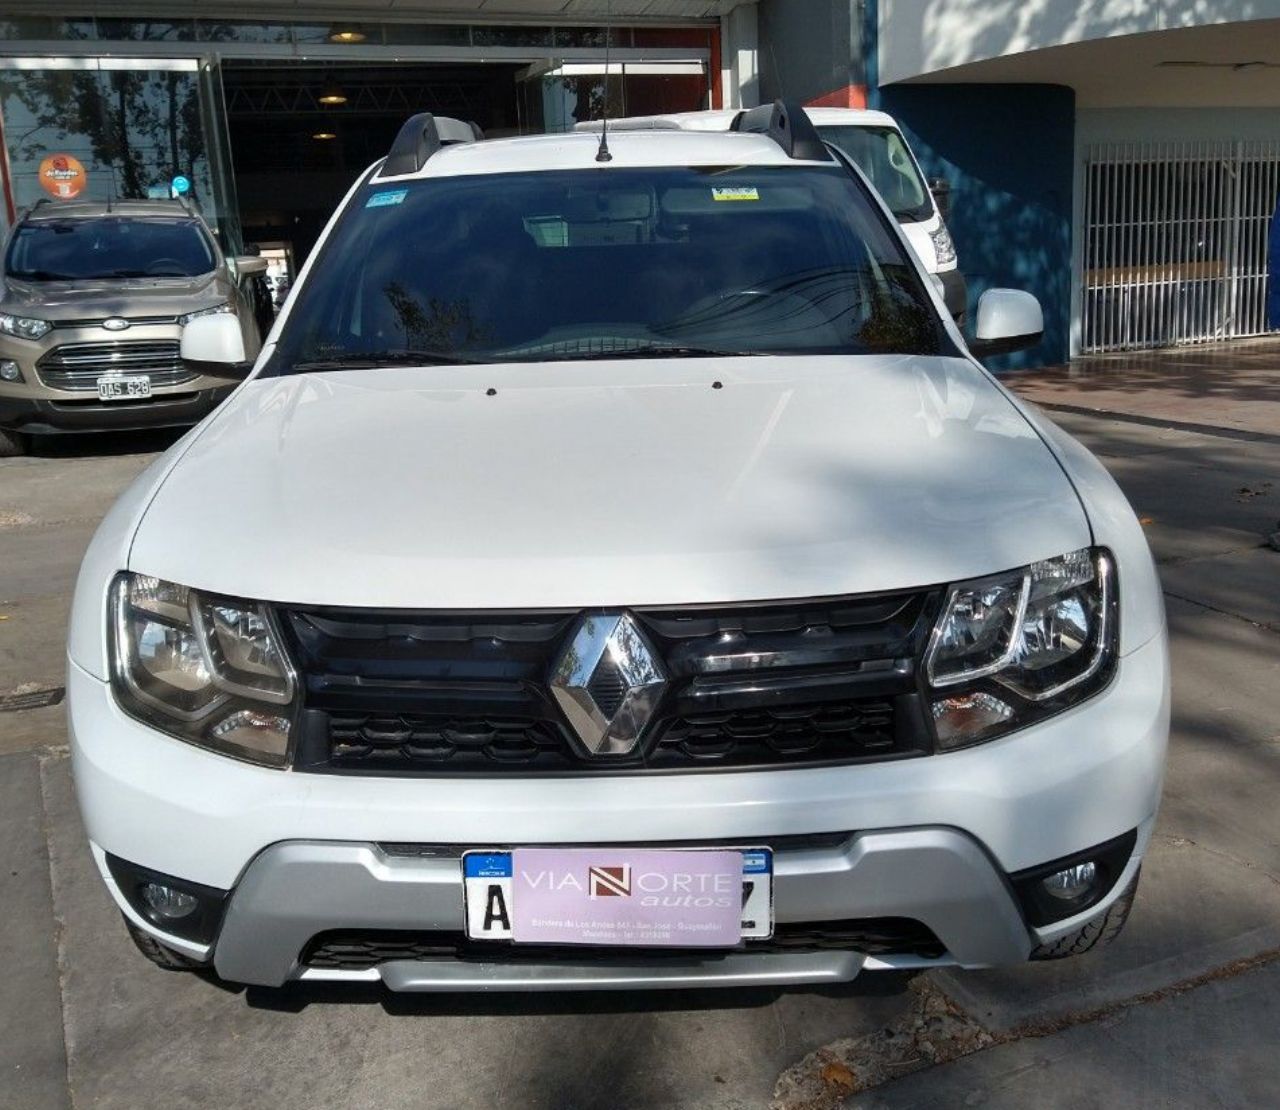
[37, 340, 197, 390]
[54, 314, 179, 329]
[282, 591, 941, 775]
[301, 919, 947, 969]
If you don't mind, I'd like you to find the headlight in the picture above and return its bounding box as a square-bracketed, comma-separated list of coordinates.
[110, 573, 296, 766]
[178, 303, 233, 326]
[929, 223, 956, 267]
[925, 549, 1116, 751]
[0, 312, 52, 340]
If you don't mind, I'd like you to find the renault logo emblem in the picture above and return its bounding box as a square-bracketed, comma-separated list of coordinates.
[102, 317, 130, 331]
[549, 612, 666, 757]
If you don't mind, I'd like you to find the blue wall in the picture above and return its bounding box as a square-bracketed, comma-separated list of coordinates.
[860, 0, 1075, 369]
[872, 82, 1076, 370]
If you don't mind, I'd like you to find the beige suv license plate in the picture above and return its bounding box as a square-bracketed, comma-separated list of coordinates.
[97, 375, 152, 401]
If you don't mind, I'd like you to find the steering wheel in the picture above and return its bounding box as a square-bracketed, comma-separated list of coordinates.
[145, 258, 187, 275]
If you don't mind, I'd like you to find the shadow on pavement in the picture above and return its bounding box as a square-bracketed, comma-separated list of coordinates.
[24, 426, 185, 460]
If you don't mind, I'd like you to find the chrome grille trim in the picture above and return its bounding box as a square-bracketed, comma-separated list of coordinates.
[53, 314, 179, 328]
[36, 340, 197, 391]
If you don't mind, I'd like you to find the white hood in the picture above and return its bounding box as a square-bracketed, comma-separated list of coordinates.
[129, 356, 1090, 609]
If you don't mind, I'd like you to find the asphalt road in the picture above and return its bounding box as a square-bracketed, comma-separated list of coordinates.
[1, 385, 1278, 1109]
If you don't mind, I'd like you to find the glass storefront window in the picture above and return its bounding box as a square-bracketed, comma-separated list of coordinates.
[473, 27, 554, 47]
[0, 61, 230, 241]
[93, 19, 196, 42]
[382, 24, 472, 47]
[195, 21, 293, 45]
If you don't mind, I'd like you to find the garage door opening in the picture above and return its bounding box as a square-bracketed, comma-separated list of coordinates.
[222, 61, 524, 282]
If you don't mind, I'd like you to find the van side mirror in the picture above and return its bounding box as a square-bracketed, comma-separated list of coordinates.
[181, 313, 251, 376]
[232, 254, 269, 276]
[929, 177, 951, 221]
[969, 289, 1043, 358]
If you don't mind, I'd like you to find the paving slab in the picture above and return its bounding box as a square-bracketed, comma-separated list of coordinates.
[850, 957, 1280, 1110]
[1159, 546, 1280, 631]
[1005, 338, 1280, 438]
[41, 753, 918, 1110]
[0, 752, 71, 1110]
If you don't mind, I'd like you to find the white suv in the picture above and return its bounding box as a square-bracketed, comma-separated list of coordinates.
[68, 103, 1168, 991]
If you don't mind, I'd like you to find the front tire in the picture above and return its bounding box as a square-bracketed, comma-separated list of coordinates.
[124, 917, 203, 971]
[1031, 869, 1140, 960]
[0, 426, 28, 457]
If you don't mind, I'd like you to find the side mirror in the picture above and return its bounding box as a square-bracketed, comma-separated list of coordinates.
[929, 177, 951, 221]
[181, 313, 250, 375]
[969, 289, 1043, 358]
[232, 254, 269, 276]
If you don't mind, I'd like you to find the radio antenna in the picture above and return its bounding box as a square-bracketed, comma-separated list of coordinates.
[595, 1, 613, 162]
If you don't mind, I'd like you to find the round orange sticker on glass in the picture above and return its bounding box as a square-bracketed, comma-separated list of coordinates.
[39, 154, 87, 199]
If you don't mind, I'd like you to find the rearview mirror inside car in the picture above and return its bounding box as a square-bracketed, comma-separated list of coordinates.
[969, 289, 1043, 358]
[180, 313, 250, 375]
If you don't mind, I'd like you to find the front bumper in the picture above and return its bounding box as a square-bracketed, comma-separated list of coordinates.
[0, 386, 233, 435]
[70, 631, 1168, 989]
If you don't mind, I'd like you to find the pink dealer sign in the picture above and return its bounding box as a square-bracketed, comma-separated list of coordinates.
[510, 847, 744, 947]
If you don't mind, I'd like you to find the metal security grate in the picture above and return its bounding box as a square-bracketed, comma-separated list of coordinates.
[1080, 140, 1280, 353]
[37, 340, 196, 391]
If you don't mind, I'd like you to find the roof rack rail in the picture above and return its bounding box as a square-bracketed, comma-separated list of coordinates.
[381, 113, 484, 177]
[730, 100, 831, 162]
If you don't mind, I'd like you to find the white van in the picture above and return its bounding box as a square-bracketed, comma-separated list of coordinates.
[576, 106, 966, 321]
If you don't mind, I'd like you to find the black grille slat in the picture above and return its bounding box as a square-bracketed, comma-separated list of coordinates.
[280, 591, 941, 775]
[301, 918, 946, 969]
[37, 340, 196, 391]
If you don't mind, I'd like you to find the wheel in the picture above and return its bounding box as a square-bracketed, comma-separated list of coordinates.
[0, 426, 28, 457]
[1030, 869, 1140, 960]
[123, 917, 203, 971]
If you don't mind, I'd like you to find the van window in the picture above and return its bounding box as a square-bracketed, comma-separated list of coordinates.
[816, 126, 933, 224]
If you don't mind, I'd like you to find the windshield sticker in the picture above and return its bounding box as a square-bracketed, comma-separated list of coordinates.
[712, 186, 760, 202]
[365, 189, 408, 209]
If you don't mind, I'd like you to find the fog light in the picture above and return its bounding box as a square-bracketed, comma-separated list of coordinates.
[1041, 862, 1098, 902]
[140, 881, 199, 921]
[0, 359, 21, 382]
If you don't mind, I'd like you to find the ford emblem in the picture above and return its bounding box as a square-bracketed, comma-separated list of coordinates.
[102, 317, 130, 331]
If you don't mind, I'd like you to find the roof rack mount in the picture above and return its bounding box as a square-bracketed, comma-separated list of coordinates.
[731, 100, 831, 162]
[381, 113, 484, 177]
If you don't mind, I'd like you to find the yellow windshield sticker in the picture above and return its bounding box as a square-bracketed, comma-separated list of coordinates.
[711, 186, 760, 202]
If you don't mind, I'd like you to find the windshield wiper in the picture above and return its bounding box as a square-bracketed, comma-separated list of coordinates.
[8, 269, 78, 281]
[291, 349, 490, 371]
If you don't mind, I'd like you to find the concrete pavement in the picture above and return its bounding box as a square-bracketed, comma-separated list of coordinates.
[2, 346, 1279, 1108]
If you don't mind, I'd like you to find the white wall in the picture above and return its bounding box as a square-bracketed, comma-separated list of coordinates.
[879, 0, 1280, 84]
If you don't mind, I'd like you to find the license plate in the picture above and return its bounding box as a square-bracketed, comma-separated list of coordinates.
[462, 847, 773, 946]
[96, 375, 151, 401]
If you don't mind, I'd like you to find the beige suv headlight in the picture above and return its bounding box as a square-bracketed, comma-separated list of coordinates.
[0, 311, 52, 340]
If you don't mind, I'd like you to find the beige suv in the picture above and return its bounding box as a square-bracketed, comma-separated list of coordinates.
[0, 198, 264, 456]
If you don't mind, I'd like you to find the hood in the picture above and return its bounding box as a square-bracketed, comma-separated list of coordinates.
[129, 355, 1090, 609]
[1, 270, 224, 320]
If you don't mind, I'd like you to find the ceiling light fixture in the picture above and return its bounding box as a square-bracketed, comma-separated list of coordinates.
[318, 79, 347, 106]
[328, 25, 366, 44]
[312, 128, 337, 141]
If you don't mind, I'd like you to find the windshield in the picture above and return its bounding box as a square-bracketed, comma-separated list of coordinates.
[266, 165, 947, 371]
[5, 216, 216, 281]
[816, 126, 933, 224]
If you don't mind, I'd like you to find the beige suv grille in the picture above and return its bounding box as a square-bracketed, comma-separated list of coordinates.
[36, 340, 197, 391]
